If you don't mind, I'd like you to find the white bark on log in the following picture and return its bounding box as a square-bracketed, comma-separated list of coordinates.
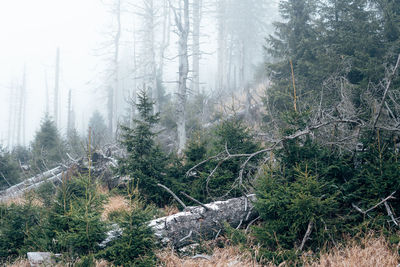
[0, 151, 118, 202]
[149, 194, 257, 247]
[0, 166, 63, 202]
[101, 194, 257, 248]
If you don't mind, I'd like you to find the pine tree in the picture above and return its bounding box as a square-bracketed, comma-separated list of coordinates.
[66, 128, 84, 158]
[30, 115, 65, 172]
[118, 90, 169, 206]
[99, 181, 156, 266]
[184, 118, 261, 202]
[47, 174, 107, 257]
[266, 0, 320, 116]
[88, 110, 109, 148]
[0, 146, 21, 189]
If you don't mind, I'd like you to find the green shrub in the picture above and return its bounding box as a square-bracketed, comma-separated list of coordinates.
[118, 90, 170, 206]
[183, 118, 261, 202]
[0, 146, 22, 190]
[253, 133, 346, 264]
[0, 198, 48, 263]
[99, 181, 157, 266]
[47, 174, 107, 257]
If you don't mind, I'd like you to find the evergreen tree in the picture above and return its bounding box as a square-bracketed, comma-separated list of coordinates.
[183, 118, 261, 202]
[0, 200, 47, 262]
[0, 146, 21, 189]
[66, 128, 84, 158]
[30, 115, 65, 172]
[99, 181, 156, 266]
[118, 90, 169, 206]
[266, 0, 320, 117]
[88, 110, 110, 148]
[47, 174, 107, 257]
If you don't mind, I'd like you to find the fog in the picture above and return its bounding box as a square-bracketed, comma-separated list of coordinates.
[0, 0, 279, 149]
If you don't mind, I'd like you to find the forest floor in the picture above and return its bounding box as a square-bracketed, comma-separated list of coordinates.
[5, 188, 400, 267]
[7, 234, 400, 266]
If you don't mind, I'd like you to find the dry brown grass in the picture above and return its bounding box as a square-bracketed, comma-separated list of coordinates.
[6, 258, 30, 267]
[157, 245, 264, 267]
[102, 194, 130, 220]
[2, 194, 43, 207]
[7, 258, 111, 267]
[158, 234, 399, 267]
[305, 234, 400, 267]
[163, 205, 180, 216]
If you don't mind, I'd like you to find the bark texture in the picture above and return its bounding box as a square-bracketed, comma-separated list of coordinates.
[148, 194, 257, 247]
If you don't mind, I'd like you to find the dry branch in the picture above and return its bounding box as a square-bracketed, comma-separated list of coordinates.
[373, 54, 400, 128]
[299, 220, 313, 252]
[157, 183, 187, 209]
[352, 191, 396, 215]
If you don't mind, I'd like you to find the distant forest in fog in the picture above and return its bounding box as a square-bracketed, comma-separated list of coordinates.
[1, 0, 279, 148]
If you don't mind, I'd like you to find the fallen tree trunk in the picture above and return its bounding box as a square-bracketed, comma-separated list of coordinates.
[0, 150, 118, 202]
[102, 194, 258, 248]
[0, 166, 64, 202]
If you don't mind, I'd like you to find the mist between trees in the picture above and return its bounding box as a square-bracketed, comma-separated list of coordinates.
[1, 0, 400, 266]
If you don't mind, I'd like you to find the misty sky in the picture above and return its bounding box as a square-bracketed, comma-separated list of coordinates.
[0, 0, 273, 148]
[0, 0, 109, 145]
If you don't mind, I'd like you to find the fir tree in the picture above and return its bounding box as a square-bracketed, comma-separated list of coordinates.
[88, 110, 109, 148]
[99, 181, 156, 266]
[66, 127, 84, 158]
[184, 118, 261, 202]
[118, 90, 169, 206]
[0, 146, 21, 189]
[266, 0, 320, 117]
[30, 115, 65, 172]
[47, 174, 107, 257]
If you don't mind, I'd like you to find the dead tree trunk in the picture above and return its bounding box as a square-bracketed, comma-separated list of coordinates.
[217, 0, 226, 93]
[112, 0, 121, 136]
[17, 66, 26, 146]
[192, 0, 201, 95]
[149, 194, 257, 247]
[172, 0, 190, 154]
[101, 194, 258, 248]
[142, 0, 158, 113]
[54, 47, 60, 127]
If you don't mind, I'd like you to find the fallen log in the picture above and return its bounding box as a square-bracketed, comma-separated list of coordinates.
[0, 166, 64, 202]
[102, 194, 258, 248]
[0, 150, 118, 202]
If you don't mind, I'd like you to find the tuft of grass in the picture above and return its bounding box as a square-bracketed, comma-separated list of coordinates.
[157, 245, 264, 267]
[163, 205, 180, 216]
[158, 234, 400, 267]
[102, 195, 130, 220]
[7, 258, 111, 267]
[305, 234, 400, 267]
[2, 193, 43, 207]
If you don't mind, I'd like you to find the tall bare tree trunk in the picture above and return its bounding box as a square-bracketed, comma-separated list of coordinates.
[145, 0, 158, 112]
[16, 66, 26, 146]
[192, 0, 201, 94]
[112, 0, 121, 137]
[240, 40, 245, 88]
[7, 83, 14, 148]
[45, 70, 49, 115]
[217, 0, 226, 93]
[174, 0, 190, 154]
[54, 47, 60, 126]
[108, 86, 114, 137]
[159, 0, 170, 83]
[67, 89, 73, 136]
